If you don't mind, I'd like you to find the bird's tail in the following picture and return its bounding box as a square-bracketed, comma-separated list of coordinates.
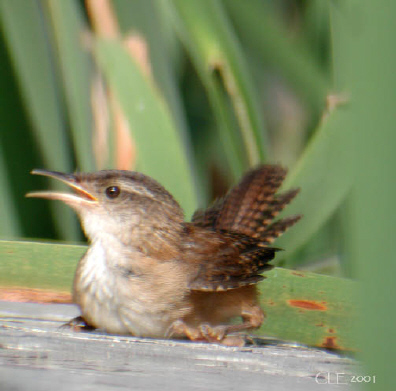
[192, 165, 301, 244]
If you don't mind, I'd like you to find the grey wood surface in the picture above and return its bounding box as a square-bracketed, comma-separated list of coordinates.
[0, 301, 358, 391]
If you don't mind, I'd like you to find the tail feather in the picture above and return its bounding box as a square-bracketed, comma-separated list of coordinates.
[216, 165, 286, 232]
[189, 165, 301, 291]
[259, 215, 302, 244]
[191, 198, 224, 229]
[192, 164, 300, 245]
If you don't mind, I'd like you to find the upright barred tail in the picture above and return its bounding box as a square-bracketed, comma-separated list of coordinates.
[192, 165, 301, 244]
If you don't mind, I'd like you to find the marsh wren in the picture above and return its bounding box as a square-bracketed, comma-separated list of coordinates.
[27, 165, 300, 346]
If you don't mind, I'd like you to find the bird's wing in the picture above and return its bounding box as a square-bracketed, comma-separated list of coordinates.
[182, 225, 277, 292]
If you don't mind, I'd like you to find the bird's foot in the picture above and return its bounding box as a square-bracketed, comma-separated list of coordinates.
[168, 320, 246, 347]
[59, 316, 96, 332]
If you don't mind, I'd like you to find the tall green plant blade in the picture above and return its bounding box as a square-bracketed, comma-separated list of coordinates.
[111, 0, 206, 201]
[45, 0, 95, 172]
[275, 107, 356, 264]
[303, 0, 331, 65]
[0, 240, 358, 350]
[0, 153, 21, 237]
[93, 38, 197, 216]
[113, 0, 189, 140]
[332, 1, 396, 389]
[0, 0, 71, 172]
[0, 0, 78, 240]
[169, 0, 267, 176]
[226, 0, 329, 114]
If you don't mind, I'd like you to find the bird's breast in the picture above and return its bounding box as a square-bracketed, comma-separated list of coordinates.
[72, 239, 191, 337]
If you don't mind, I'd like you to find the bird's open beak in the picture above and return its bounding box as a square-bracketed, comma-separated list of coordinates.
[26, 169, 98, 207]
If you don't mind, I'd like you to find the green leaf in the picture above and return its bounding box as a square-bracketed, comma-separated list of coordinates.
[0, 240, 358, 350]
[169, 0, 268, 177]
[0, 0, 79, 240]
[93, 38, 198, 217]
[112, 0, 189, 140]
[275, 107, 356, 264]
[0, 153, 21, 238]
[45, 0, 95, 171]
[0, 0, 71, 172]
[226, 0, 329, 114]
[331, 1, 396, 388]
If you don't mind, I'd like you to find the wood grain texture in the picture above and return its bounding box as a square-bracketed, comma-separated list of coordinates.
[0, 301, 358, 391]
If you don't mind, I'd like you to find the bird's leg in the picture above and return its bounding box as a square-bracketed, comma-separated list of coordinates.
[199, 304, 264, 346]
[169, 320, 246, 347]
[60, 316, 96, 332]
[169, 305, 264, 347]
[221, 304, 265, 334]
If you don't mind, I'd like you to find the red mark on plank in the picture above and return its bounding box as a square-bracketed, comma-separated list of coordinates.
[322, 336, 339, 349]
[291, 271, 305, 277]
[288, 299, 327, 311]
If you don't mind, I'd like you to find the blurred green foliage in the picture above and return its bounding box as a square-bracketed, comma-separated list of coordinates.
[0, 0, 349, 272]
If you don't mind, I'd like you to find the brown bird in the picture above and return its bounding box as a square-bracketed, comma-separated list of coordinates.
[27, 165, 300, 346]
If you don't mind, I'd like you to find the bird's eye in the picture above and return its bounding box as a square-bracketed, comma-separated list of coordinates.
[105, 186, 120, 199]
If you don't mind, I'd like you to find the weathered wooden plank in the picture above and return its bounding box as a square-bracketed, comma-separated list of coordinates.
[0, 301, 358, 391]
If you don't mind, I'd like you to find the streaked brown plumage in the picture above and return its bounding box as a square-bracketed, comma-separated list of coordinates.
[27, 164, 300, 346]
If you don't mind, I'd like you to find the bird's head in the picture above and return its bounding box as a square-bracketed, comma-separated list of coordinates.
[27, 169, 184, 243]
